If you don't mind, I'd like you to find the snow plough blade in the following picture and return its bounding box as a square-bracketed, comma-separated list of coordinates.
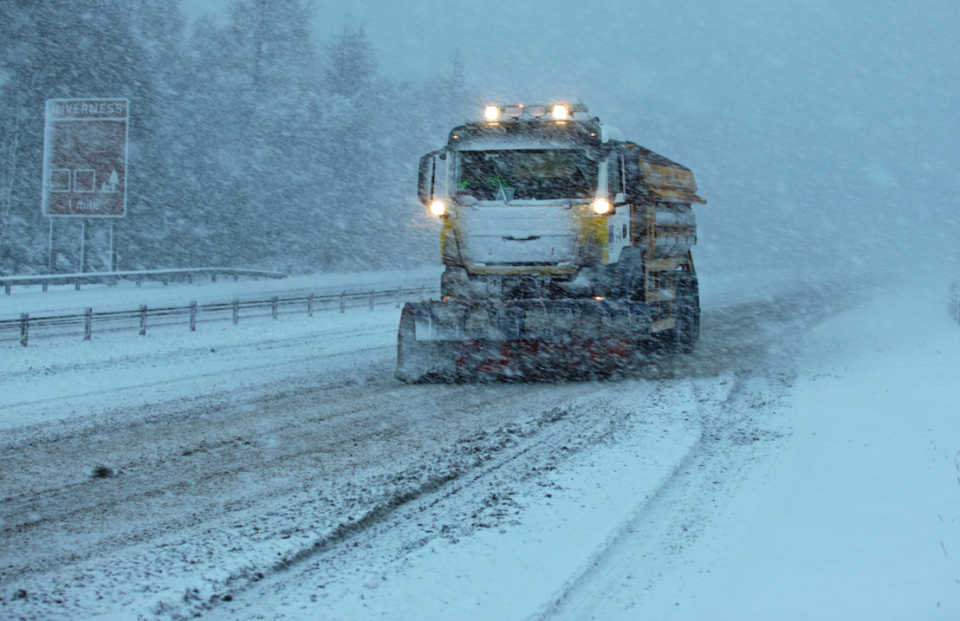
[395, 299, 651, 382]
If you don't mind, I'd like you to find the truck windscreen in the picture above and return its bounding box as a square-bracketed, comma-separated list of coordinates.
[457, 150, 597, 201]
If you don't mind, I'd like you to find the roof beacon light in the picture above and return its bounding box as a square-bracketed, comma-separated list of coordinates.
[482, 103, 587, 121]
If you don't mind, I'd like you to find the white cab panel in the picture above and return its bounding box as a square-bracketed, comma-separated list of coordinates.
[459, 205, 577, 265]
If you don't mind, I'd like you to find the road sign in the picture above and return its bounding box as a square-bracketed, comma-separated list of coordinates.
[42, 99, 128, 218]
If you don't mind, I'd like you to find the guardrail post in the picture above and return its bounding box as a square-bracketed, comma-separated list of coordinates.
[272, 296, 278, 319]
[395, 286, 401, 308]
[75, 282, 81, 291]
[419, 284, 424, 301]
[340, 291, 345, 314]
[139, 305, 147, 335]
[136, 277, 141, 288]
[4, 284, 10, 295]
[233, 298, 240, 324]
[211, 273, 217, 283]
[20, 313, 28, 346]
[308, 293, 314, 317]
[369, 289, 375, 311]
[162, 277, 168, 286]
[42, 283, 48, 292]
[190, 301, 197, 331]
[84, 308, 92, 341]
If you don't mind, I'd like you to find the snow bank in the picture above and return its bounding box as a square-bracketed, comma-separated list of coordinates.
[646, 282, 960, 619]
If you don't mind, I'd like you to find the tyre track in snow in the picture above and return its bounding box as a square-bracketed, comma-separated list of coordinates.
[0, 350, 631, 619]
[532, 370, 801, 620]
[532, 282, 868, 620]
[202, 378, 702, 621]
[0, 365, 551, 571]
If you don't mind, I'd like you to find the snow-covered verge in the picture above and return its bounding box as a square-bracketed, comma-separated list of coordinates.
[553, 282, 960, 620]
[0, 267, 440, 433]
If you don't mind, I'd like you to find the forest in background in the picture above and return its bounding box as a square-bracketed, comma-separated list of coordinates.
[5, 0, 960, 280]
[0, 0, 474, 275]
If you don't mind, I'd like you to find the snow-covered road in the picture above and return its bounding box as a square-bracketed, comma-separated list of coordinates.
[3, 268, 954, 620]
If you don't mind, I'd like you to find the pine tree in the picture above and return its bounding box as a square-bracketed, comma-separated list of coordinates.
[324, 24, 377, 99]
[317, 22, 388, 269]
[116, 0, 190, 270]
[214, 0, 321, 270]
[174, 15, 245, 267]
[387, 51, 478, 268]
[0, 2, 38, 273]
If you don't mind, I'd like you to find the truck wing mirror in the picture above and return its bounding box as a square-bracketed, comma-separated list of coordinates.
[418, 150, 443, 206]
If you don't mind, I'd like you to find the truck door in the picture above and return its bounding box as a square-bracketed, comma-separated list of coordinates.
[606, 152, 631, 263]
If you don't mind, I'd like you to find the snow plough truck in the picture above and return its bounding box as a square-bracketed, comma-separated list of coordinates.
[396, 103, 706, 382]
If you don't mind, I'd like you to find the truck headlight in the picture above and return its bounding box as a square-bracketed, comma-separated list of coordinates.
[429, 201, 447, 217]
[591, 199, 612, 215]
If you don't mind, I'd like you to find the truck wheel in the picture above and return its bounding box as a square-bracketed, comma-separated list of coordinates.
[599, 247, 643, 300]
[396, 306, 457, 382]
[440, 266, 470, 299]
[672, 274, 700, 353]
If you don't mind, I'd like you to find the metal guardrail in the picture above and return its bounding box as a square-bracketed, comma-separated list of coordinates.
[2, 285, 437, 345]
[1, 268, 287, 294]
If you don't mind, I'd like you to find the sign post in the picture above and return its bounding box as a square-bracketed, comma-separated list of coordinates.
[42, 98, 129, 272]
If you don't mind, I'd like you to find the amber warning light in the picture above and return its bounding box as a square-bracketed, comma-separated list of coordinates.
[483, 102, 588, 122]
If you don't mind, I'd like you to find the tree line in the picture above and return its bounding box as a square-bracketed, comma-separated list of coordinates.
[0, 0, 474, 275]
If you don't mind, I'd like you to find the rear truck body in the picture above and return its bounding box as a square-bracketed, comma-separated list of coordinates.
[397, 103, 706, 382]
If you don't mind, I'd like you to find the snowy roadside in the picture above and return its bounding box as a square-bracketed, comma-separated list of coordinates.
[0, 305, 400, 434]
[568, 281, 960, 619]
